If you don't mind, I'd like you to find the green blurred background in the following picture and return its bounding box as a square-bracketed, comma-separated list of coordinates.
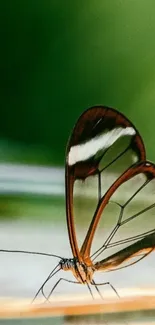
[1, 1, 155, 307]
[2, 0, 155, 165]
[1, 0, 155, 219]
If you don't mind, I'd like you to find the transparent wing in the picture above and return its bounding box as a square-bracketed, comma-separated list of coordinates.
[95, 233, 155, 272]
[65, 106, 145, 260]
[88, 161, 155, 271]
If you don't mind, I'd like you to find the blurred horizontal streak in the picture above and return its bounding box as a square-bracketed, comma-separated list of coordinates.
[0, 163, 153, 203]
[0, 163, 65, 196]
[0, 290, 155, 320]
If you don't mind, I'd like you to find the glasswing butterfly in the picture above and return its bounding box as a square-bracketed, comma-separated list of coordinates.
[1, 106, 155, 301]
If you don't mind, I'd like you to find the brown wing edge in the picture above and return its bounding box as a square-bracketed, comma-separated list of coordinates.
[65, 106, 146, 260]
[80, 161, 155, 264]
[94, 232, 155, 271]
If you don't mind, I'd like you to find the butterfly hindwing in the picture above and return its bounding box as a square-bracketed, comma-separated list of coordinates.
[86, 161, 155, 270]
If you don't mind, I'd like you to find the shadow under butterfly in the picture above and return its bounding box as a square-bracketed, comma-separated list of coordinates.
[1, 106, 155, 301]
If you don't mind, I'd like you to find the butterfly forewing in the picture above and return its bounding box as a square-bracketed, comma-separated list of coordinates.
[72, 176, 98, 250]
[65, 106, 145, 261]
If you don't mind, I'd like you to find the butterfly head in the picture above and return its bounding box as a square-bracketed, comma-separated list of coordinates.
[59, 258, 75, 271]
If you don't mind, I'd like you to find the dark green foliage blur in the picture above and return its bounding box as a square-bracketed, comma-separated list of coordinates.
[2, 0, 155, 165]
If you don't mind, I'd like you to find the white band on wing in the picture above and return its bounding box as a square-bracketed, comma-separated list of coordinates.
[68, 127, 136, 166]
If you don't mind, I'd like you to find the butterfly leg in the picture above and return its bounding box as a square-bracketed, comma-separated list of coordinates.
[86, 282, 95, 299]
[91, 279, 104, 299]
[46, 278, 80, 301]
[32, 263, 60, 303]
[91, 280, 120, 298]
[48, 279, 96, 301]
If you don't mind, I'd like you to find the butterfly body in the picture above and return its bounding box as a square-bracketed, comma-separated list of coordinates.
[60, 258, 95, 284]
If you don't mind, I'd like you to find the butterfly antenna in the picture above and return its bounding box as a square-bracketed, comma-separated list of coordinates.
[0, 249, 62, 259]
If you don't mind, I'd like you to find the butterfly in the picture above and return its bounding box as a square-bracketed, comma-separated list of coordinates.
[1, 106, 155, 301]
